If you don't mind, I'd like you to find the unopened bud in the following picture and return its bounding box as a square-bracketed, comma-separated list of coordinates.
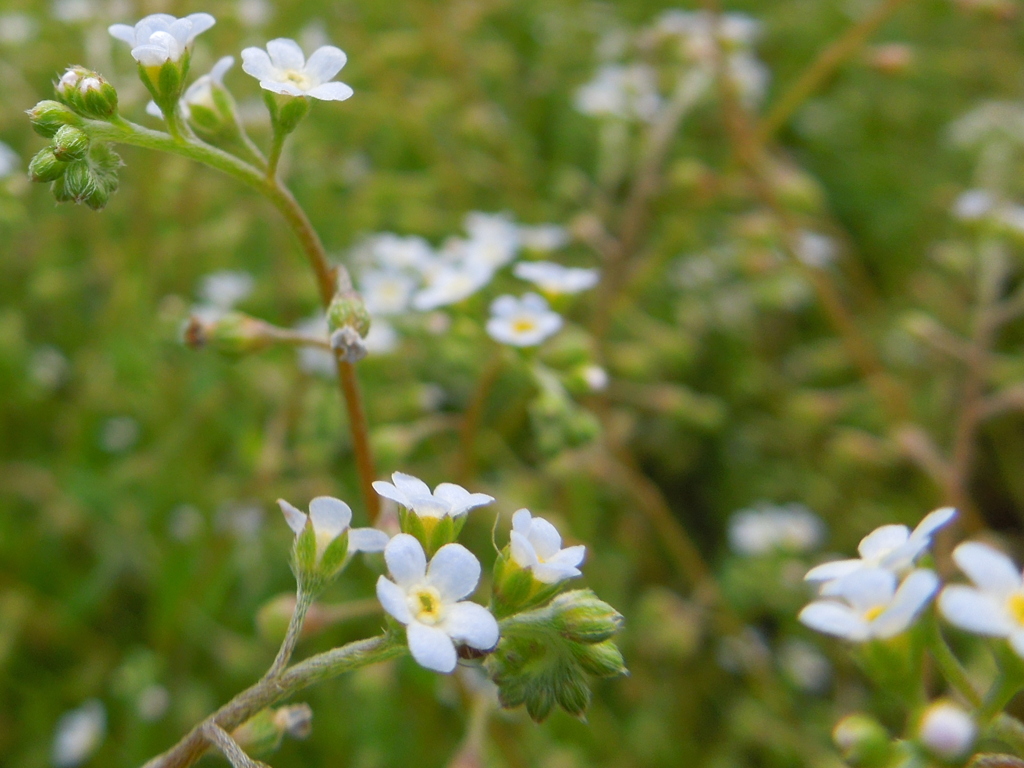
[61, 160, 98, 203]
[327, 292, 371, 338]
[550, 590, 623, 644]
[264, 90, 312, 137]
[28, 148, 67, 183]
[137, 57, 188, 119]
[833, 714, 892, 768]
[26, 100, 82, 138]
[56, 67, 118, 119]
[918, 701, 976, 762]
[231, 704, 313, 758]
[53, 125, 90, 162]
[575, 640, 628, 678]
[184, 311, 275, 356]
[330, 327, 367, 363]
[273, 704, 313, 740]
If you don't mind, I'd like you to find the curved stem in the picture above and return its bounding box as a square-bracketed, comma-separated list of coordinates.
[926, 611, 981, 707]
[979, 672, 1024, 725]
[264, 586, 314, 680]
[90, 117, 379, 521]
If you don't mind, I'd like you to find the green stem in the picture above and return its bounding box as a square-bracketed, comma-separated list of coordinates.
[926, 612, 981, 707]
[267, 129, 285, 180]
[979, 672, 1024, 724]
[264, 586, 314, 680]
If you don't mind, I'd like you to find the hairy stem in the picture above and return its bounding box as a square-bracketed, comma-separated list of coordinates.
[264, 586, 314, 680]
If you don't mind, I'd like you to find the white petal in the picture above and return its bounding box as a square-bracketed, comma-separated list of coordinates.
[306, 82, 354, 101]
[1010, 629, 1024, 659]
[953, 541, 1022, 595]
[259, 80, 304, 97]
[911, 506, 957, 542]
[384, 533, 427, 588]
[521, 292, 549, 312]
[426, 543, 481, 602]
[132, 44, 172, 66]
[108, 24, 136, 44]
[490, 295, 519, 318]
[376, 576, 411, 624]
[241, 47, 276, 81]
[372, 480, 408, 506]
[308, 496, 352, 538]
[547, 544, 586, 569]
[407, 622, 457, 673]
[804, 559, 864, 583]
[858, 524, 910, 560]
[821, 568, 896, 612]
[939, 585, 1013, 636]
[266, 37, 305, 71]
[526, 516, 563, 560]
[277, 499, 307, 536]
[349, 527, 389, 553]
[532, 562, 582, 584]
[870, 569, 938, 638]
[145, 101, 164, 119]
[442, 601, 500, 650]
[511, 508, 532, 534]
[510, 531, 538, 569]
[304, 45, 347, 84]
[210, 55, 234, 82]
[391, 472, 432, 500]
[799, 601, 868, 641]
[184, 12, 215, 39]
[167, 18, 193, 47]
[433, 483, 493, 515]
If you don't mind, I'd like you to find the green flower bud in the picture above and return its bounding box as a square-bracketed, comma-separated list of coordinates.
[833, 714, 892, 768]
[574, 640, 628, 678]
[52, 125, 90, 162]
[326, 292, 371, 338]
[26, 100, 82, 138]
[28, 148, 67, 183]
[55, 67, 119, 120]
[231, 704, 312, 758]
[549, 590, 623, 644]
[264, 91, 312, 137]
[183, 311, 275, 357]
[61, 160, 98, 203]
[137, 53, 191, 121]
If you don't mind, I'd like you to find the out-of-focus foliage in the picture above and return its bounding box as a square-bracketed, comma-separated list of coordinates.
[5, 0, 1024, 766]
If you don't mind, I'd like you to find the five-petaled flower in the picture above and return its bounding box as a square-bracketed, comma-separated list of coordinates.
[372, 471, 493, 519]
[486, 293, 563, 347]
[939, 541, 1024, 657]
[241, 38, 353, 101]
[509, 508, 586, 584]
[513, 262, 599, 296]
[798, 567, 939, 641]
[804, 507, 956, 584]
[376, 533, 499, 673]
[109, 13, 216, 66]
[278, 495, 388, 560]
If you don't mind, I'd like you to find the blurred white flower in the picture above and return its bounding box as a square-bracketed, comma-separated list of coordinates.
[236, 0, 271, 27]
[100, 416, 139, 453]
[412, 261, 493, 310]
[949, 102, 1024, 150]
[952, 189, 996, 221]
[778, 638, 831, 693]
[0, 140, 19, 179]
[509, 508, 586, 584]
[376, 534, 499, 673]
[581, 364, 609, 392]
[995, 204, 1024, 235]
[513, 261, 599, 295]
[798, 568, 939, 641]
[575, 64, 661, 122]
[109, 13, 216, 66]
[359, 270, 416, 316]
[795, 231, 836, 269]
[0, 13, 37, 45]
[52, 700, 106, 768]
[804, 507, 956, 583]
[728, 503, 824, 556]
[136, 685, 170, 722]
[294, 315, 334, 377]
[918, 701, 976, 761]
[241, 38, 353, 101]
[29, 345, 70, 390]
[486, 293, 563, 347]
[198, 269, 253, 309]
[462, 212, 520, 270]
[278, 496, 388, 559]
[365, 233, 435, 273]
[216, 502, 263, 540]
[655, 10, 761, 52]
[148, 55, 234, 119]
[373, 472, 494, 519]
[518, 224, 570, 251]
[168, 504, 204, 542]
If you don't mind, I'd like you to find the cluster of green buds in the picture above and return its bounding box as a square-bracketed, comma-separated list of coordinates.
[26, 69, 121, 210]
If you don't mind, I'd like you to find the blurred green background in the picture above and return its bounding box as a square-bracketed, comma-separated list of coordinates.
[3, 0, 1024, 766]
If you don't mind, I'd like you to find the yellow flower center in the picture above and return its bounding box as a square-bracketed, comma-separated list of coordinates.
[410, 586, 444, 625]
[283, 69, 311, 89]
[863, 605, 885, 622]
[512, 318, 537, 334]
[1008, 593, 1024, 626]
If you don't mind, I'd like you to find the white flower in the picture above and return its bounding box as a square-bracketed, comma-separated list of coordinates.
[575, 64, 661, 122]
[278, 496, 388, 559]
[366, 233, 435, 273]
[952, 189, 997, 221]
[581, 364, 609, 392]
[294, 314, 334, 377]
[199, 269, 253, 309]
[939, 541, 1024, 656]
[462, 212, 520, 270]
[109, 13, 216, 67]
[778, 638, 831, 693]
[918, 701, 976, 761]
[148, 55, 235, 119]
[949, 102, 1024, 150]
[518, 224, 570, 252]
[795, 231, 836, 269]
[411, 261, 493, 311]
[359, 270, 416, 316]
[376, 533, 499, 673]
[798, 568, 939, 641]
[509, 508, 586, 584]
[486, 293, 563, 347]
[52, 700, 106, 768]
[241, 38, 353, 101]
[363, 317, 399, 354]
[728, 503, 824, 556]
[804, 507, 956, 583]
[995, 204, 1024, 235]
[513, 261, 599, 295]
[0, 140, 19, 179]
[372, 472, 494, 519]
[0, 13, 37, 45]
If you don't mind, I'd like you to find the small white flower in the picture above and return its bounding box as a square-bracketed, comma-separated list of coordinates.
[109, 13, 216, 67]
[278, 496, 388, 559]
[513, 261, 599, 295]
[778, 638, 831, 693]
[509, 508, 586, 584]
[0, 140, 19, 179]
[0, 13, 37, 45]
[798, 567, 939, 641]
[938, 541, 1024, 656]
[376, 533, 499, 673]
[462, 212, 520, 270]
[581, 364, 609, 392]
[728, 503, 824, 556]
[795, 231, 836, 269]
[372, 472, 494, 519]
[952, 189, 996, 221]
[949, 101, 1024, 150]
[804, 507, 956, 583]
[359, 270, 416, 316]
[518, 224, 570, 252]
[241, 37, 353, 101]
[486, 293, 563, 347]
[199, 269, 253, 309]
[575, 64, 661, 122]
[995, 204, 1024, 235]
[411, 261, 493, 311]
[52, 700, 106, 768]
[918, 701, 976, 761]
[366, 233, 435, 273]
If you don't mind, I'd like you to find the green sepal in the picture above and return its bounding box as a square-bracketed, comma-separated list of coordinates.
[28, 148, 67, 183]
[317, 529, 351, 580]
[573, 640, 627, 678]
[265, 91, 312, 137]
[398, 509, 464, 557]
[292, 523, 318, 583]
[492, 553, 535, 618]
[187, 103, 221, 131]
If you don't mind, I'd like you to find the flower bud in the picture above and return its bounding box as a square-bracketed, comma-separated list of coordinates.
[55, 67, 118, 120]
[574, 640, 628, 678]
[52, 125, 90, 162]
[263, 90, 312, 137]
[137, 55, 191, 121]
[918, 701, 976, 762]
[549, 590, 623, 644]
[326, 292, 371, 339]
[28, 148, 67, 183]
[61, 160, 99, 203]
[183, 311, 276, 356]
[231, 704, 312, 758]
[26, 100, 82, 138]
[833, 714, 892, 768]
